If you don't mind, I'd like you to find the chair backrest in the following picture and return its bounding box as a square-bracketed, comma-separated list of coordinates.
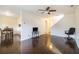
[68, 27, 75, 34]
[33, 27, 38, 32]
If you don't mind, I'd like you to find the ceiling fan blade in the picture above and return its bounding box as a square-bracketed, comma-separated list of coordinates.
[38, 9, 46, 11]
[49, 10, 56, 12]
[46, 7, 50, 10]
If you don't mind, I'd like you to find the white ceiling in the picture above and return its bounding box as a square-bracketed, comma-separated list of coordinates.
[16, 5, 76, 14]
[0, 5, 76, 16]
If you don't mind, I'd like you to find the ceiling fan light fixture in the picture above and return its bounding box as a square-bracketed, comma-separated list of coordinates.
[38, 6, 56, 15]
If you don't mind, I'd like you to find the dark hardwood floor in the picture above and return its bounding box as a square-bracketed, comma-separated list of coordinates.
[21, 34, 79, 54]
[0, 34, 79, 54]
[52, 36, 79, 54]
[0, 35, 20, 54]
[21, 34, 61, 54]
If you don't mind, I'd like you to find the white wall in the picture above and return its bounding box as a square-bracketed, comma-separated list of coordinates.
[51, 14, 76, 38]
[0, 16, 19, 30]
[74, 6, 79, 48]
[21, 11, 46, 41]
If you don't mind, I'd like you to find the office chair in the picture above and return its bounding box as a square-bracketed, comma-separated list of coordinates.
[65, 27, 75, 40]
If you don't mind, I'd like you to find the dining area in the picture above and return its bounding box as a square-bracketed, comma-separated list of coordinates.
[0, 26, 21, 53]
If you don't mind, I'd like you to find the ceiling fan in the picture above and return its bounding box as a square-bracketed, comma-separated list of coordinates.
[38, 6, 56, 14]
